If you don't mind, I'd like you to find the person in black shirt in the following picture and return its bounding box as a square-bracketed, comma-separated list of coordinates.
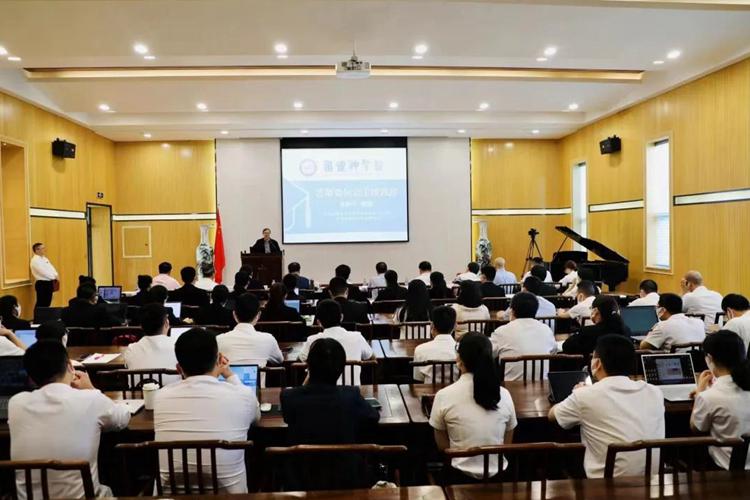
[198, 285, 235, 327]
[60, 284, 122, 328]
[395, 280, 433, 322]
[282, 274, 300, 300]
[260, 283, 304, 323]
[170, 267, 209, 307]
[562, 295, 631, 355]
[374, 270, 408, 302]
[0, 295, 31, 331]
[146, 285, 181, 326]
[478, 266, 506, 298]
[429, 272, 454, 299]
[323, 277, 369, 325]
[238, 266, 265, 292]
[334, 264, 367, 302]
[126, 275, 152, 307]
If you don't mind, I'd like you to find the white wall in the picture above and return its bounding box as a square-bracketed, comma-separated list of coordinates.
[216, 137, 471, 284]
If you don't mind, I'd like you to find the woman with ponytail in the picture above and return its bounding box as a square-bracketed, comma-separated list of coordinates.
[691, 330, 750, 470]
[562, 295, 631, 355]
[429, 332, 517, 479]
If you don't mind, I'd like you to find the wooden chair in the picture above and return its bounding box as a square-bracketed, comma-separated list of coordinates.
[391, 321, 432, 340]
[536, 316, 557, 330]
[259, 365, 286, 389]
[264, 444, 407, 491]
[458, 319, 506, 336]
[101, 326, 144, 346]
[410, 360, 459, 384]
[604, 436, 748, 480]
[715, 312, 726, 326]
[115, 440, 254, 495]
[0, 459, 95, 500]
[354, 323, 374, 341]
[255, 321, 304, 342]
[498, 354, 585, 383]
[482, 296, 510, 312]
[97, 368, 180, 397]
[670, 341, 704, 353]
[498, 283, 522, 295]
[290, 359, 379, 386]
[64, 327, 99, 347]
[371, 300, 404, 314]
[686, 313, 706, 322]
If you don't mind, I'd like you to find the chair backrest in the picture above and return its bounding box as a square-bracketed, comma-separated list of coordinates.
[410, 360, 459, 384]
[255, 321, 302, 342]
[392, 321, 431, 340]
[101, 326, 144, 345]
[264, 444, 407, 491]
[498, 354, 585, 382]
[0, 459, 95, 500]
[458, 319, 506, 336]
[482, 297, 510, 312]
[714, 312, 726, 326]
[180, 305, 201, 320]
[290, 360, 379, 386]
[354, 323, 374, 341]
[98, 368, 180, 397]
[498, 283, 522, 295]
[604, 436, 748, 480]
[115, 440, 253, 495]
[32, 307, 63, 324]
[259, 365, 286, 389]
[670, 342, 704, 353]
[685, 313, 706, 322]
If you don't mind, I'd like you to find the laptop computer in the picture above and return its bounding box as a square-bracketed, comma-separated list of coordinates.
[98, 286, 122, 303]
[621, 306, 659, 337]
[642, 353, 696, 402]
[548, 371, 589, 404]
[220, 364, 260, 398]
[284, 300, 301, 312]
[0, 356, 34, 420]
[165, 302, 182, 319]
[15, 329, 37, 348]
[169, 327, 191, 341]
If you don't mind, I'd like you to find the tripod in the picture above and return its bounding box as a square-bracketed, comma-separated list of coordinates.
[523, 229, 544, 275]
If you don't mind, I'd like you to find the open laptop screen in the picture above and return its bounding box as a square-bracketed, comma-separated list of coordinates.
[642, 354, 695, 386]
[620, 306, 659, 336]
[169, 327, 191, 341]
[284, 300, 301, 312]
[0, 356, 32, 395]
[98, 286, 122, 303]
[165, 302, 182, 319]
[15, 330, 37, 348]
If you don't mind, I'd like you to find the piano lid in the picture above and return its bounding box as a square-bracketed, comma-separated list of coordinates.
[555, 226, 629, 263]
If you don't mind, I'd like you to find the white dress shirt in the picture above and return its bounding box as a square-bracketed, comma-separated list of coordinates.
[559, 271, 579, 287]
[430, 373, 517, 479]
[298, 326, 373, 384]
[553, 376, 665, 478]
[0, 336, 24, 356]
[30, 254, 58, 281]
[410, 272, 432, 286]
[9, 384, 130, 499]
[724, 312, 750, 353]
[216, 324, 284, 368]
[123, 335, 180, 385]
[455, 272, 480, 282]
[490, 318, 557, 381]
[692, 375, 750, 470]
[412, 334, 458, 384]
[643, 313, 706, 351]
[366, 273, 387, 289]
[195, 277, 218, 292]
[628, 292, 660, 307]
[493, 269, 517, 286]
[451, 304, 491, 340]
[682, 286, 723, 329]
[154, 375, 259, 493]
[568, 295, 595, 323]
[152, 273, 181, 291]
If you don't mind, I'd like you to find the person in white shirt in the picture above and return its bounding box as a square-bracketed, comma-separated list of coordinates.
[640, 293, 706, 351]
[411, 261, 433, 286]
[10, 341, 131, 499]
[413, 306, 458, 384]
[681, 270, 723, 329]
[299, 299, 374, 384]
[721, 294, 750, 353]
[30, 242, 58, 308]
[557, 280, 596, 324]
[155, 328, 259, 493]
[522, 257, 552, 283]
[559, 260, 579, 288]
[491, 292, 557, 381]
[152, 261, 181, 291]
[628, 279, 660, 307]
[122, 304, 180, 385]
[365, 261, 388, 292]
[454, 262, 481, 283]
[430, 333, 517, 480]
[451, 281, 491, 340]
[498, 277, 556, 322]
[691, 331, 750, 470]
[492, 257, 517, 286]
[0, 328, 25, 356]
[549, 334, 665, 478]
[195, 263, 218, 292]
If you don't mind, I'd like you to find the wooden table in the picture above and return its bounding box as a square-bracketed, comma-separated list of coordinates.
[379, 339, 430, 360]
[104, 485, 445, 499]
[68, 345, 126, 370]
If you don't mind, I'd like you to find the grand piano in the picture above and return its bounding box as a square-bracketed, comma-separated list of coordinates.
[550, 226, 629, 291]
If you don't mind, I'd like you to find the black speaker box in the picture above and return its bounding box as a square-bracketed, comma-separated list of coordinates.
[52, 138, 76, 159]
[599, 135, 621, 155]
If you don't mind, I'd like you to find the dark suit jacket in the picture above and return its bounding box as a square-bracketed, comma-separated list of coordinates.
[60, 299, 122, 328]
[251, 238, 282, 254]
[480, 282, 506, 298]
[260, 304, 304, 323]
[562, 322, 632, 355]
[336, 297, 370, 325]
[169, 284, 209, 307]
[198, 303, 236, 327]
[126, 290, 151, 307]
[1, 316, 31, 331]
[374, 286, 408, 302]
[295, 275, 312, 290]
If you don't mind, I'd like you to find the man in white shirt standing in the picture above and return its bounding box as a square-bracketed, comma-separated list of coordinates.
[216, 294, 283, 371]
[492, 257, 517, 286]
[10, 341, 131, 499]
[299, 299, 374, 384]
[454, 262, 481, 283]
[557, 280, 596, 325]
[549, 334, 665, 478]
[413, 306, 458, 384]
[640, 293, 706, 351]
[491, 292, 557, 381]
[122, 304, 180, 385]
[681, 270, 723, 329]
[628, 280, 660, 307]
[155, 329, 259, 493]
[152, 262, 180, 291]
[721, 294, 750, 353]
[411, 261, 433, 286]
[365, 262, 388, 300]
[30, 242, 58, 308]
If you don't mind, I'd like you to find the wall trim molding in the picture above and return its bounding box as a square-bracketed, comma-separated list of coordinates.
[674, 188, 750, 207]
[112, 213, 216, 222]
[29, 207, 86, 220]
[471, 208, 571, 216]
[588, 199, 644, 213]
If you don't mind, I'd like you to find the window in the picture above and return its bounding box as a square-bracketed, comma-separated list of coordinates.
[645, 139, 671, 270]
[0, 140, 31, 287]
[572, 162, 587, 250]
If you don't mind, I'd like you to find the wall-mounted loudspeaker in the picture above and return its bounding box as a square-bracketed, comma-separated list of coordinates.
[599, 135, 621, 155]
[52, 138, 76, 159]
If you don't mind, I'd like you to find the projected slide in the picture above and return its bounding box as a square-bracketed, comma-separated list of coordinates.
[281, 139, 408, 244]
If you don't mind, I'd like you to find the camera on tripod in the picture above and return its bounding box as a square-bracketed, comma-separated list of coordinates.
[528, 228, 539, 238]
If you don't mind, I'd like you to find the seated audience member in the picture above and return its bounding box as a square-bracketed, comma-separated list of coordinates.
[681, 270, 723, 329]
[259, 283, 304, 323]
[123, 304, 180, 384]
[282, 273, 300, 300]
[430, 333, 517, 480]
[531, 265, 558, 296]
[335, 264, 367, 302]
[691, 331, 750, 470]
[195, 263, 218, 292]
[198, 285, 236, 327]
[722, 294, 750, 352]
[455, 262, 481, 283]
[154, 329, 259, 493]
[562, 295, 631, 355]
[325, 277, 369, 325]
[10, 341, 130, 498]
[170, 267, 209, 307]
[479, 266, 506, 298]
[365, 262, 388, 291]
[0, 327, 25, 355]
[557, 280, 597, 324]
[502, 276, 556, 320]
[230, 271, 250, 301]
[288, 261, 311, 290]
[127, 275, 153, 307]
[395, 280, 433, 323]
[429, 271, 454, 299]
[300, 300, 374, 384]
[640, 293, 705, 351]
[549, 334, 664, 478]
[451, 281, 490, 340]
[412, 261, 433, 286]
[35, 320, 68, 346]
[522, 257, 552, 282]
[61, 284, 122, 328]
[493, 257, 517, 286]
[148, 285, 180, 325]
[216, 294, 283, 369]
[152, 261, 180, 291]
[628, 279, 660, 307]
[559, 260, 579, 288]
[0, 295, 31, 331]
[491, 292, 557, 380]
[374, 270, 408, 302]
[239, 265, 265, 291]
[413, 306, 459, 384]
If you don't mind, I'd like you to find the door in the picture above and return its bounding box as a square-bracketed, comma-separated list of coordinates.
[87, 204, 113, 285]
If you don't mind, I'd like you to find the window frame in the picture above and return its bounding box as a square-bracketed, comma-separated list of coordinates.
[643, 134, 674, 274]
[571, 160, 588, 251]
[0, 136, 32, 289]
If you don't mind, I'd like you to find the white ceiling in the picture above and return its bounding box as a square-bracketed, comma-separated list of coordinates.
[1, 0, 749, 140]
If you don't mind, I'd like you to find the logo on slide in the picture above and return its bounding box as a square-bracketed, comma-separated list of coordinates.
[299, 159, 317, 177]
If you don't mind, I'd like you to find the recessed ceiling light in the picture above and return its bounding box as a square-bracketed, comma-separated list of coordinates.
[380, 129, 389, 134]
[478, 102, 490, 111]
[457, 129, 466, 134]
[505, 142, 514, 149]
[414, 43, 428, 55]
[531, 129, 540, 135]
[653, 60, 665, 65]
[543, 46, 557, 57]
[133, 43, 149, 55]
[143, 132, 152, 138]
[412, 55, 423, 60]
[388, 101, 399, 109]
[274, 43, 288, 54]
[568, 103, 579, 111]
[536, 57, 548, 62]
[7, 56, 21, 62]
[293, 100, 304, 109]
[143, 55, 156, 60]
[220, 130, 229, 135]
[300, 129, 308, 134]
[196, 102, 208, 111]
[0, 46, 7, 56]
[161, 143, 170, 148]
[667, 49, 681, 59]
[98, 103, 111, 112]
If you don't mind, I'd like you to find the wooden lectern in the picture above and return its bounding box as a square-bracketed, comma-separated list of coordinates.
[240, 252, 283, 286]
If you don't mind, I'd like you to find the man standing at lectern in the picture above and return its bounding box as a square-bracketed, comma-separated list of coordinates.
[251, 228, 282, 254]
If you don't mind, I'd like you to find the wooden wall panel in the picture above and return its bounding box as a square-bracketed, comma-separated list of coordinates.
[588, 209, 644, 292]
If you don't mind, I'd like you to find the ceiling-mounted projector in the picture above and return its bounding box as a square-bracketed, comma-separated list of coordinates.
[336, 51, 371, 79]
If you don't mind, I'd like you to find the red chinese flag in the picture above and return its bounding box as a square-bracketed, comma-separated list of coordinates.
[214, 210, 226, 284]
